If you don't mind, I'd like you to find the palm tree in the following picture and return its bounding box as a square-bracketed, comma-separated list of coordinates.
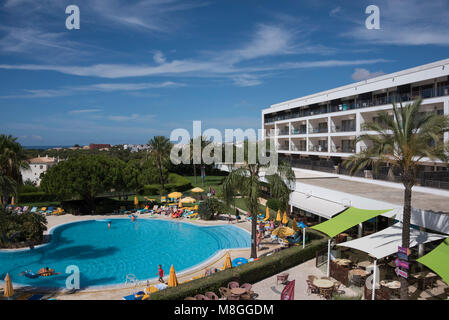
[343, 98, 449, 300]
[0, 134, 29, 206]
[222, 140, 295, 258]
[189, 136, 211, 184]
[147, 136, 172, 193]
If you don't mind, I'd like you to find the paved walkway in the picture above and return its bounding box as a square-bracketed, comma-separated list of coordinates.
[252, 259, 359, 300]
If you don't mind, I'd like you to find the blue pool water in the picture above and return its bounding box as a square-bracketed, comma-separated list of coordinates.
[0, 219, 250, 289]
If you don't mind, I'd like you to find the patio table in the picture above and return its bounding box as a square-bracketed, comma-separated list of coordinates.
[230, 288, 247, 296]
[357, 261, 374, 270]
[334, 258, 352, 267]
[349, 269, 370, 277]
[380, 280, 401, 289]
[313, 279, 334, 289]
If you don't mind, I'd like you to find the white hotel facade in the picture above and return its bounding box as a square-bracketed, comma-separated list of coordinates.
[262, 58, 449, 179]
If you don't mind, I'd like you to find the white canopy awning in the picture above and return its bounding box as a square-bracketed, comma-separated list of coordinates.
[289, 191, 347, 220]
[337, 223, 446, 259]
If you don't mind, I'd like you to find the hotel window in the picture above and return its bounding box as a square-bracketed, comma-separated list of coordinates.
[40, 165, 43, 169]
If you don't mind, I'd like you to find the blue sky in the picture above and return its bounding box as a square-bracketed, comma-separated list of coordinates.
[1, 0, 449, 146]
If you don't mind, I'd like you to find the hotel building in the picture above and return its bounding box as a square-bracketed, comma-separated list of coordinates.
[262, 58, 449, 188]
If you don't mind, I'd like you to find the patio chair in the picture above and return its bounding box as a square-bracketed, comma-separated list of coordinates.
[351, 274, 365, 287]
[333, 281, 343, 294]
[227, 281, 240, 289]
[205, 292, 219, 300]
[308, 275, 318, 282]
[277, 273, 289, 285]
[306, 280, 320, 295]
[320, 287, 334, 300]
[227, 294, 240, 300]
[194, 294, 210, 300]
[219, 287, 232, 299]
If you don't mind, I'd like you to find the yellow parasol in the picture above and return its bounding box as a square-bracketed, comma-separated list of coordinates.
[168, 265, 179, 287]
[223, 252, 233, 270]
[11, 196, 15, 206]
[168, 192, 182, 199]
[282, 211, 288, 225]
[178, 201, 183, 208]
[181, 197, 196, 204]
[271, 226, 295, 238]
[276, 210, 281, 222]
[134, 196, 139, 208]
[292, 219, 299, 232]
[3, 273, 14, 299]
[264, 207, 270, 221]
[191, 187, 204, 193]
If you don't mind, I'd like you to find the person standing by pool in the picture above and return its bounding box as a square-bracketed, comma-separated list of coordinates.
[157, 265, 164, 283]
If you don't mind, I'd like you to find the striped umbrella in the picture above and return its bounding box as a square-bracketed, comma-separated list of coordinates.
[276, 210, 281, 222]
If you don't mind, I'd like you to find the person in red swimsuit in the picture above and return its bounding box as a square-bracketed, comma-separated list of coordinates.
[157, 265, 164, 283]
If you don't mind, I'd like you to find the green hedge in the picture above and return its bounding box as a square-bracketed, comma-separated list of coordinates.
[150, 229, 327, 300]
[140, 173, 192, 195]
[18, 192, 59, 203]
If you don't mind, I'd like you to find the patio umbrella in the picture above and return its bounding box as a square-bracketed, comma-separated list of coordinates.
[292, 219, 299, 232]
[282, 212, 288, 225]
[264, 207, 270, 220]
[281, 280, 295, 300]
[223, 252, 233, 270]
[178, 201, 183, 208]
[272, 226, 295, 238]
[11, 196, 15, 206]
[168, 192, 182, 199]
[181, 197, 196, 204]
[3, 273, 14, 299]
[134, 196, 139, 208]
[276, 210, 281, 222]
[168, 265, 179, 287]
[191, 187, 204, 193]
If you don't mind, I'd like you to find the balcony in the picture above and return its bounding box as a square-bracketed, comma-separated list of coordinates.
[291, 145, 306, 152]
[309, 145, 328, 152]
[331, 125, 356, 133]
[263, 84, 449, 124]
[278, 129, 290, 136]
[309, 127, 328, 134]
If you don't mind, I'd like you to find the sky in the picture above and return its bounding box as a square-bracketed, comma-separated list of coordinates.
[1, 0, 449, 146]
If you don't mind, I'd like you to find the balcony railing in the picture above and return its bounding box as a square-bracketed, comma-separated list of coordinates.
[309, 127, 328, 134]
[291, 128, 307, 135]
[331, 125, 356, 133]
[291, 145, 307, 152]
[278, 129, 290, 136]
[309, 145, 328, 152]
[263, 84, 449, 124]
[331, 146, 355, 153]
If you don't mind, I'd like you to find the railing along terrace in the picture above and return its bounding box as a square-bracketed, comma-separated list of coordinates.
[263, 84, 449, 124]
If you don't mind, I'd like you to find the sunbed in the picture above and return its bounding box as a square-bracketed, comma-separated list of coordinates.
[30, 207, 38, 213]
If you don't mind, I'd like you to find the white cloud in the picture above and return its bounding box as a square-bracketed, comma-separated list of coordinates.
[351, 68, 385, 81]
[329, 7, 341, 17]
[107, 114, 154, 122]
[153, 51, 166, 64]
[69, 109, 103, 114]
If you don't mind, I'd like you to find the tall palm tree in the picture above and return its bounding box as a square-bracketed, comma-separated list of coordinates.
[147, 136, 172, 193]
[222, 140, 295, 258]
[0, 134, 29, 206]
[189, 136, 211, 184]
[343, 98, 449, 300]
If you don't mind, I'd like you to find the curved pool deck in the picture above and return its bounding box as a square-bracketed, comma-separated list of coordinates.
[0, 216, 252, 291]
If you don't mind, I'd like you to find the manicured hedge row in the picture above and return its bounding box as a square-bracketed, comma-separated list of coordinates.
[150, 229, 328, 300]
[18, 192, 59, 203]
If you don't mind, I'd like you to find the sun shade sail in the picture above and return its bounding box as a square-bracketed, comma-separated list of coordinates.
[289, 191, 347, 220]
[417, 237, 449, 286]
[311, 207, 392, 238]
[337, 223, 446, 259]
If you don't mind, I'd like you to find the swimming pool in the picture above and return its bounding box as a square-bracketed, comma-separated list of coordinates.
[0, 219, 251, 289]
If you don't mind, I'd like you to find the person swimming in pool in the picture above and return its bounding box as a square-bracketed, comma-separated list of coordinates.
[108, 221, 111, 228]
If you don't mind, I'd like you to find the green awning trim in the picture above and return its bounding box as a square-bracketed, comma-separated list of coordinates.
[310, 207, 392, 238]
[417, 237, 449, 286]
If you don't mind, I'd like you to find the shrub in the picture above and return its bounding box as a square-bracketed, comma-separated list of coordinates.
[18, 192, 59, 203]
[150, 229, 327, 300]
[140, 173, 192, 195]
[61, 197, 134, 215]
[266, 198, 281, 212]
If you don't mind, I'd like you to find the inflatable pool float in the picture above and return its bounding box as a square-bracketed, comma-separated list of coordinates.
[232, 257, 249, 267]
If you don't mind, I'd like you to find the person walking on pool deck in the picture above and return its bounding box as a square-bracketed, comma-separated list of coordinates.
[157, 265, 164, 283]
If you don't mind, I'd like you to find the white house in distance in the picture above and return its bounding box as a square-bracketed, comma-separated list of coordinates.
[20, 155, 61, 186]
